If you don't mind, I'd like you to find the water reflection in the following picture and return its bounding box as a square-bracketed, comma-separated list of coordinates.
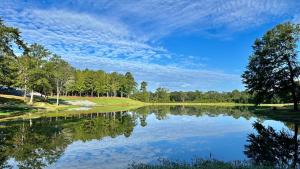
[245, 122, 299, 168]
[0, 112, 136, 168]
[0, 106, 298, 168]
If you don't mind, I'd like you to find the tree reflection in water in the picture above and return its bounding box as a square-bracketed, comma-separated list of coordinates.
[245, 122, 299, 168]
[1, 106, 300, 169]
[0, 111, 136, 169]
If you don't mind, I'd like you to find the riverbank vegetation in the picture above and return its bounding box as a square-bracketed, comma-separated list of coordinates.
[129, 159, 273, 169]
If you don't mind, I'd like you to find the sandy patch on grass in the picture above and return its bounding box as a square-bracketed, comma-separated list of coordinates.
[65, 100, 96, 107]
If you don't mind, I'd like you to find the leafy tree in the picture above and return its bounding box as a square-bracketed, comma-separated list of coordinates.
[154, 87, 170, 102]
[0, 18, 26, 86]
[26, 43, 51, 104]
[94, 70, 106, 97]
[16, 55, 32, 100]
[74, 70, 85, 97]
[109, 72, 120, 97]
[48, 55, 74, 105]
[131, 81, 150, 102]
[124, 72, 136, 97]
[83, 69, 96, 97]
[242, 22, 300, 110]
[140, 81, 147, 92]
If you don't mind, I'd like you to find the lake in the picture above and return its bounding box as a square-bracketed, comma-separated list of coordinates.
[0, 106, 298, 169]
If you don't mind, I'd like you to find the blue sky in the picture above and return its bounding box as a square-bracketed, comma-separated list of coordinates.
[1, 0, 300, 91]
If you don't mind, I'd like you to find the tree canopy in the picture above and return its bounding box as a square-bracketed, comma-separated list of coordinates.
[242, 22, 300, 110]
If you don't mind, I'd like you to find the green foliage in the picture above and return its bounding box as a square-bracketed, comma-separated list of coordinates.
[0, 18, 26, 86]
[133, 89, 254, 104]
[67, 70, 136, 98]
[152, 87, 170, 102]
[0, 112, 136, 168]
[242, 22, 300, 110]
[132, 81, 150, 102]
[170, 90, 252, 103]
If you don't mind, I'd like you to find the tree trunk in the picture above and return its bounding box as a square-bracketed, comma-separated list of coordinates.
[91, 90, 93, 97]
[56, 82, 60, 106]
[285, 56, 298, 111]
[97, 92, 100, 97]
[121, 92, 123, 98]
[23, 85, 27, 101]
[106, 92, 109, 97]
[29, 90, 34, 104]
[79, 92, 82, 97]
[293, 92, 298, 111]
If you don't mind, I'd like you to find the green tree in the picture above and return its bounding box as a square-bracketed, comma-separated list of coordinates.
[124, 72, 136, 97]
[242, 22, 300, 110]
[48, 55, 74, 105]
[27, 43, 51, 104]
[16, 55, 31, 101]
[109, 72, 120, 97]
[154, 87, 170, 102]
[94, 70, 106, 97]
[0, 18, 26, 86]
[140, 81, 147, 92]
[132, 81, 150, 102]
[75, 70, 85, 97]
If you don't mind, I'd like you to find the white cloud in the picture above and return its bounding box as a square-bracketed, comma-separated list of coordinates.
[68, 55, 242, 91]
[1, 0, 298, 91]
[30, 0, 298, 38]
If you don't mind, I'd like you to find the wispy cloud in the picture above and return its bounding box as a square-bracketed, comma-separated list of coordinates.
[69, 55, 242, 91]
[21, 0, 298, 38]
[1, 0, 298, 91]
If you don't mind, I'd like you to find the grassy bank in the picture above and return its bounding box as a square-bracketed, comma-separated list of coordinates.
[56, 96, 144, 106]
[0, 94, 297, 122]
[0, 94, 144, 116]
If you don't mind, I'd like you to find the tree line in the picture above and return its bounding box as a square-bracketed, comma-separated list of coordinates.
[0, 18, 136, 105]
[131, 82, 255, 103]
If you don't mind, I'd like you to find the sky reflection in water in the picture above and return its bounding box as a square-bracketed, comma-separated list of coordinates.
[1, 106, 290, 169]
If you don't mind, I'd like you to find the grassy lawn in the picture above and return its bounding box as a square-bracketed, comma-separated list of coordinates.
[0, 94, 145, 120]
[55, 96, 145, 106]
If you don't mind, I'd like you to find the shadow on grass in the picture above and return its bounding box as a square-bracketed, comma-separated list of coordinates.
[47, 98, 73, 105]
[0, 96, 42, 117]
[0, 97, 24, 104]
[251, 105, 300, 124]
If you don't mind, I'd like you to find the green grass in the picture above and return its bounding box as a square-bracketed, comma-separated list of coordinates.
[0, 95, 145, 121]
[129, 159, 273, 169]
[56, 96, 145, 106]
[251, 105, 300, 124]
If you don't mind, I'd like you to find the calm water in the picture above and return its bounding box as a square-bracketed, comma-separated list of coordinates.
[0, 106, 297, 169]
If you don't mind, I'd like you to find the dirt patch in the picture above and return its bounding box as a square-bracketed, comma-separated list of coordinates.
[65, 100, 96, 107]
